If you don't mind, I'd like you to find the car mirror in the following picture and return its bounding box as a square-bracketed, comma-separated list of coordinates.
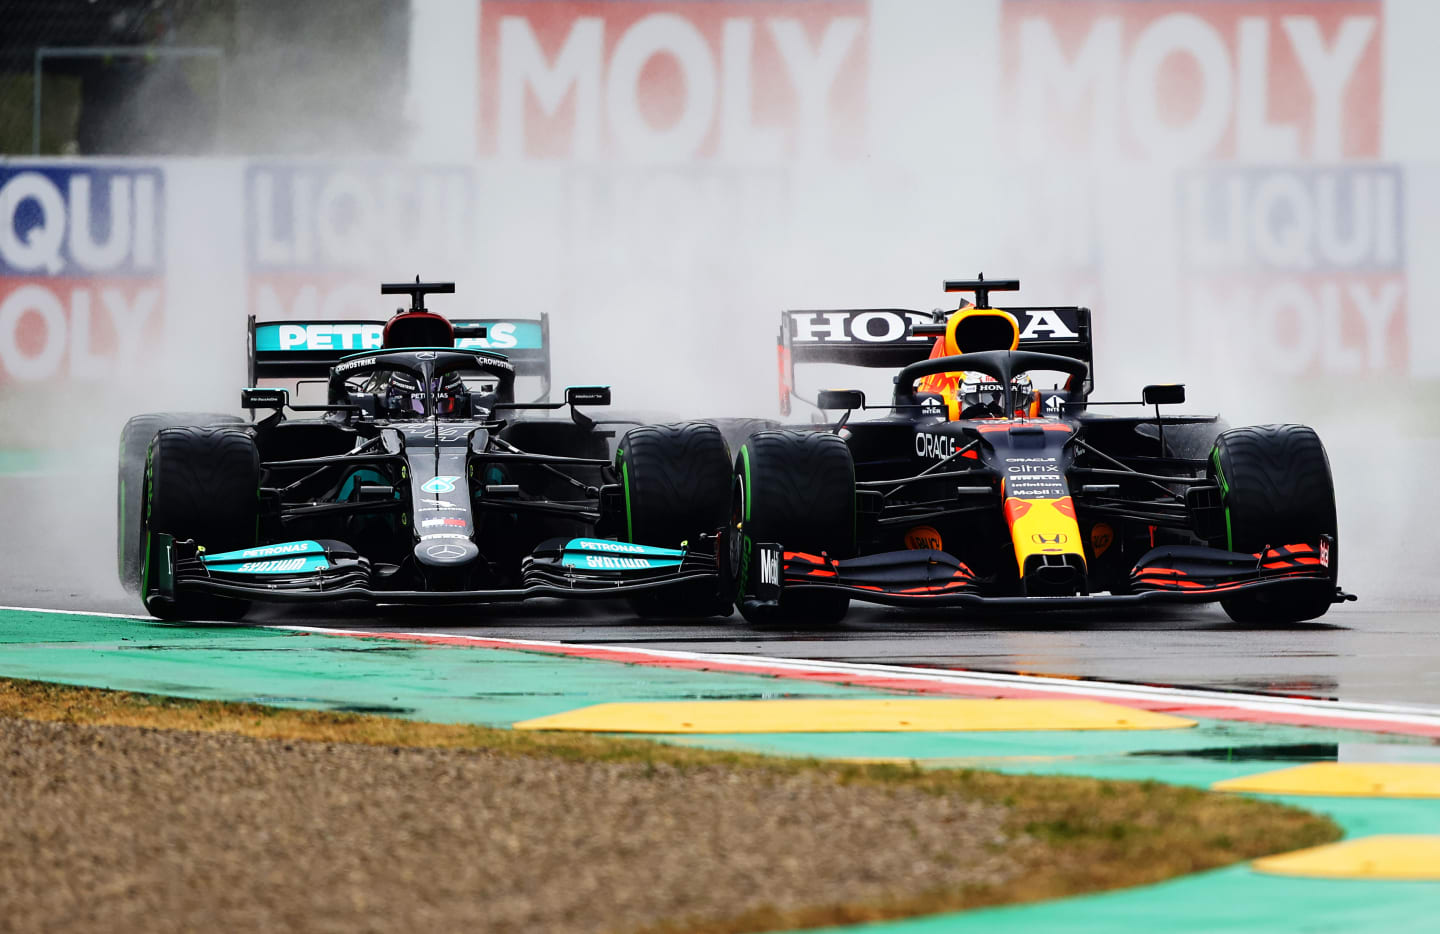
[817, 389, 866, 410]
[242, 387, 288, 409]
[565, 385, 611, 407]
[1142, 384, 1185, 406]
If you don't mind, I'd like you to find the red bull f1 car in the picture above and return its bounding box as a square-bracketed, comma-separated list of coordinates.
[729, 277, 1353, 625]
[116, 280, 731, 620]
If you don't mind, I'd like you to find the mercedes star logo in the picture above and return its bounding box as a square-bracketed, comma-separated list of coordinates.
[426, 544, 466, 559]
[415, 351, 438, 360]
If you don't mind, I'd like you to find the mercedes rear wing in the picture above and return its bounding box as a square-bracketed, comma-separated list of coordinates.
[778, 306, 1093, 415]
[247, 314, 553, 401]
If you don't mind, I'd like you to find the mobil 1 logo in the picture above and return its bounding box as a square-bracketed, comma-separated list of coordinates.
[1004, 457, 1067, 499]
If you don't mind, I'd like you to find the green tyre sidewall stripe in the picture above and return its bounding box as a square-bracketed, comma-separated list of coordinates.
[739, 445, 751, 525]
[117, 477, 126, 580]
[738, 444, 753, 595]
[1211, 446, 1234, 551]
[117, 433, 126, 582]
[140, 444, 154, 600]
[618, 448, 634, 542]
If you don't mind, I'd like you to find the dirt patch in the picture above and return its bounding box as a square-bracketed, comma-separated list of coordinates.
[0, 717, 1017, 934]
[0, 678, 1339, 933]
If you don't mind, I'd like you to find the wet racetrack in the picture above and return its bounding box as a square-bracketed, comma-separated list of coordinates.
[5, 471, 1437, 709]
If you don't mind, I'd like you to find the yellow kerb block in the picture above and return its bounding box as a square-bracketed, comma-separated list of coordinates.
[1253, 835, 1440, 880]
[1213, 763, 1440, 798]
[511, 698, 1194, 733]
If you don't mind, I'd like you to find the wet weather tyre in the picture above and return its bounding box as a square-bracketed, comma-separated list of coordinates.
[1160, 417, 1229, 461]
[618, 422, 733, 618]
[118, 412, 243, 592]
[733, 430, 855, 626]
[1210, 424, 1338, 624]
[143, 426, 260, 620]
[706, 418, 781, 457]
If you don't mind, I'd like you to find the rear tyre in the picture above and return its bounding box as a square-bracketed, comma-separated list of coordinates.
[733, 430, 855, 626]
[1210, 424, 1338, 624]
[142, 426, 260, 620]
[118, 412, 243, 592]
[492, 419, 612, 561]
[706, 418, 781, 457]
[618, 422, 733, 618]
[1156, 417, 1229, 460]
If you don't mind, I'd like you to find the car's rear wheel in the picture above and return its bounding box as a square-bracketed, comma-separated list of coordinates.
[1155, 417, 1229, 460]
[118, 412, 243, 592]
[706, 418, 781, 457]
[142, 426, 260, 620]
[1210, 424, 1338, 623]
[491, 418, 612, 561]
[733, 430, 855, 626]
[618, 422, 733, 618]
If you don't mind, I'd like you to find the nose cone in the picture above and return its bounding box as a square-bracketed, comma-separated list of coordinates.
[414, 539, 479, 568]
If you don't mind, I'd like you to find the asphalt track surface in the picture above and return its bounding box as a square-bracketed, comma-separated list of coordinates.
[4, 462, 1438, 710]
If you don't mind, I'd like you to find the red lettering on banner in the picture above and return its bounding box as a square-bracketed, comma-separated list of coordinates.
[1178, 165, 1406, 375]
[249, 272, 380, 321]
[1183, 274, 1405, 375]
[0, 165, 166, 383]
[1000, 1, 1382, 161]
[478, 1, 869, 162]
[0, 278, 162, 381]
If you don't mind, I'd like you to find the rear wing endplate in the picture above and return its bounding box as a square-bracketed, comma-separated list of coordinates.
[778, 307, 1093, 415]
[247, 314, 553, 401]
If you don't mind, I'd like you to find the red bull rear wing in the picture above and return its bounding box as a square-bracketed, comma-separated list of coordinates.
[247, 313, 552, 400]
[777, 305, 1093, 415]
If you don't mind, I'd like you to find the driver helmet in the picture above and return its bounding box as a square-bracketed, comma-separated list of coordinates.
[917, 306, 1036, 419]
[381, 371, 471, 419]
[431, 371, 471, 417]
[958, 372, 1034, 419]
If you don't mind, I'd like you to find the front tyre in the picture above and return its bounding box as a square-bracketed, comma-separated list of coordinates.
[1210, 424, 1338, 624]
[618, 422, 733, 618]
[733, 430, 855, 626]
[142, 426, 260, 621]
[118, 412, 243, 592]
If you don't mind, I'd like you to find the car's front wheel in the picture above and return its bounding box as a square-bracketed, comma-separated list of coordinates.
[118, 412, 243, 592]
[142, 426, 260, 620]
[1210, 424, 1338, 623]
[617, 422, 733, 619]
[732, 430, 855, 626]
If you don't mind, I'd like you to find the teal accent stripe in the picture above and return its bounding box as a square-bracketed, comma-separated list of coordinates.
[203, 541, 326, 562]
[562, 538, 683, 558]
[453, 320, 544, 351]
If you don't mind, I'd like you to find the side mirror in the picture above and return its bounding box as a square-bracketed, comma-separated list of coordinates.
[817, 389, 866, 410]
[565, 385, 611, 407]
[242, 387, 288, 409]
[1142, 384, 1185, 406]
